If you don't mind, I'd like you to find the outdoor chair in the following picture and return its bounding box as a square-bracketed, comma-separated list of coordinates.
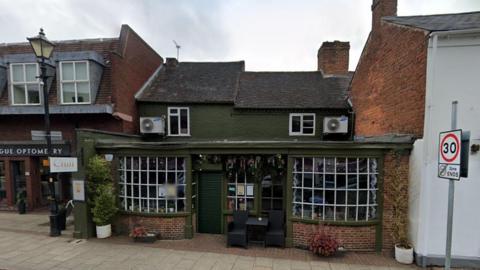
[227, 210, 248, 248]
[266, 210, 285, 247]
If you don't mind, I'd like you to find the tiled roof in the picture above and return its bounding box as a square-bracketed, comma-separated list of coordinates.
[234, 72, 351, 109]
[136, 61, 245, 103]
[383, 11, 480, 32]
[0, 38, 119, 106]
[137, 62, 352, 109]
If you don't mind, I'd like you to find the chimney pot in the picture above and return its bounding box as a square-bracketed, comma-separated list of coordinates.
[317, 41, 350, 75]
[165, 58, 178, 71]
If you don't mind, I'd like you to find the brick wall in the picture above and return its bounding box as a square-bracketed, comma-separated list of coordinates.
[291, 150, 409, 251]
[117, 214, 186, 240]
[317, 41, 350, 75]
[111, 25, 163, 134]
[350, 10, 428, 138]
[293, 222, 376, 250]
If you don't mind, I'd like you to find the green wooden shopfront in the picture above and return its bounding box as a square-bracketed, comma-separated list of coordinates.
[72, 60, 412, 251]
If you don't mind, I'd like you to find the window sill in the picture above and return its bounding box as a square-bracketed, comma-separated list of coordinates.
[119, 210, 190, 218]
[290, 217, 379, 226]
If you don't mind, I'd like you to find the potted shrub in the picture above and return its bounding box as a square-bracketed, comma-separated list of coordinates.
[16, 190, 27, 214]
[91, 183, 118, 238]
[391, 152, 413, 264]
[309, 226, 339, 257]
[129, 224, 159, 243]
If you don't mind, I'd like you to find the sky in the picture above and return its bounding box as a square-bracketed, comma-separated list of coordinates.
[0, 0, 479, 71]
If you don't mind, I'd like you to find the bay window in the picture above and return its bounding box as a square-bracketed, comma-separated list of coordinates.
[292, 157, 378, 221]
[119, 156, 186, 213]
[10, 63, 40, 105]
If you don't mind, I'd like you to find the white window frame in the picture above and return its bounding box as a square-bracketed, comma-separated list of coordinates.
[9, 63, 41, 106]
[289, 113, 316, 136]
[168, 107, 190, 136]
[59, 61, 91, 105]
[292, 157, 378, 222]
[118, 156, 187, 214]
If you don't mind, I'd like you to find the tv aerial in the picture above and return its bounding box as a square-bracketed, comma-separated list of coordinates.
[173, 40, 181, 61]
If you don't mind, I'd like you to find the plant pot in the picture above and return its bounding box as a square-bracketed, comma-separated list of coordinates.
[96, 224, 112, 239]
[134, 233, 158, 243]
[17, 202, 26, 214]
[395, 244, 414, 264]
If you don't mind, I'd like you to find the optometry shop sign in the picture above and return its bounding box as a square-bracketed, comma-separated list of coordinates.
[0, 144, 70, 156]
[49, 157, 78, 173]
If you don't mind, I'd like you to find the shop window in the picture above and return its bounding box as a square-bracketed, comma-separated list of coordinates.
[227, 170, 255, 211]
[289, 113, 315, 136]
[118, 156, 186, 213]
[292, 157, 378, 221]
[60, 61, 91, 104]
[168, 107, 190, 136]
[10, 63, 41, 105]
[261, 175, 283, 211]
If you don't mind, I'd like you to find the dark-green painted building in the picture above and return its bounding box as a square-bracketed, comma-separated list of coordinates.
[74, 57, 412, 251]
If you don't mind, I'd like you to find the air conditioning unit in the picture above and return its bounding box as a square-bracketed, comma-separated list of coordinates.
[323, 116, 348, 134]
[140, 117, 165, 135]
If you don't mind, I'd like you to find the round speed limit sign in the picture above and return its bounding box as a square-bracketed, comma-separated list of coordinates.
[440, 133, 460, 163]
[438, 129, 462, 180]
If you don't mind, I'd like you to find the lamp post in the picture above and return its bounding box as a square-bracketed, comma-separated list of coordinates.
[27, 28, 60, 236]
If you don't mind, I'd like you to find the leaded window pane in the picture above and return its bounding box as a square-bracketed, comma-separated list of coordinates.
[292, 156, 379, 222]
[118, 156, 187, 213]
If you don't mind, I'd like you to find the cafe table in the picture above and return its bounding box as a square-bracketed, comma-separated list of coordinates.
[246, 217, 269, 247]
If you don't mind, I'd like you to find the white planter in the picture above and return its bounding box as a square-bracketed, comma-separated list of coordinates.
[96, 224, 112, 239]
[395, 244, 414, 264]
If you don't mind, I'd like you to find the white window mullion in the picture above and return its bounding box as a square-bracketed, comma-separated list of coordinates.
[123, 157, 127, 211]
[356, 158, 359, 222]
[366, 158, 370, 221]
[156, 157, 159, 213]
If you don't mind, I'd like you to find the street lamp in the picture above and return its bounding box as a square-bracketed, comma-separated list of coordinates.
[27, 28, 60, 237]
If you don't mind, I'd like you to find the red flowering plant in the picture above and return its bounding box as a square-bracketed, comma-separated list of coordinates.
[129, 224, 148, 238]
[309, 226, 339, 257]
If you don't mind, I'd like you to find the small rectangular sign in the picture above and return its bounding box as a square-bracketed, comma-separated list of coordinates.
[72, 180, 85, 202]
[49, 157, 78, 173]
[438, 164, 461, 180]
[438, 129, 462, 180]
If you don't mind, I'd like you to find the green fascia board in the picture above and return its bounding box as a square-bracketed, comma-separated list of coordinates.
[95, 140, 412, 152]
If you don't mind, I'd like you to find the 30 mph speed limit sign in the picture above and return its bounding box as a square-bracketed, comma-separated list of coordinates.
[438, 129, 462, 180]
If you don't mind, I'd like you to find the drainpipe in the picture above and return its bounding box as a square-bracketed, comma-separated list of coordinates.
[418, 32, 438, 268]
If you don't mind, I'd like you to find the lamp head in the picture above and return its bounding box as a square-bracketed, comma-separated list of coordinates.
[27, 28, 55, 60]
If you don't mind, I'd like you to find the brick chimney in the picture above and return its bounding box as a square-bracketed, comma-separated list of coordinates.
[371, 0, 397, 32]
[317, 41, 350, 75]
[165, 57, 178, 72]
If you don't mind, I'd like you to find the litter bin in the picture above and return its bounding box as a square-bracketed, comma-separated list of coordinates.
[58, 208, 67, 230]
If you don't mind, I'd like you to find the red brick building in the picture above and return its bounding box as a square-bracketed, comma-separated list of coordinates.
[349, 0, 427, 138]
[0, 25, 162, 210]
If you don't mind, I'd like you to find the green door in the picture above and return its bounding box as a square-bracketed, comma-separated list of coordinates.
[198, 173, 222, 234]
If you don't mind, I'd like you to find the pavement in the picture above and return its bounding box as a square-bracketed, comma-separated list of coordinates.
[0, 211, 420, 270]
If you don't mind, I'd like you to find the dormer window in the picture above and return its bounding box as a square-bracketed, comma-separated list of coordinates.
[60, 61, 90, 104]
[10, 63, 40, 105]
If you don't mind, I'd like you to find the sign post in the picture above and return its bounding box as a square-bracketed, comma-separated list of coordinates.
[439, 101, 461, 270]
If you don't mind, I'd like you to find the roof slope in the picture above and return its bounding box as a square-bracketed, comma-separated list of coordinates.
[235, 72, 351, 109]
[384, 11, 480, 32]
[137, 61, 244, 103]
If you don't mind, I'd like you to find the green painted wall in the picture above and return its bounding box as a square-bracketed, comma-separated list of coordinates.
[139, 103, 351, 141]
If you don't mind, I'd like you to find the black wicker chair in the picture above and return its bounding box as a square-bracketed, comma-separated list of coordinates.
[227, 210, 248, 248]
[266, 210, 285, 247]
